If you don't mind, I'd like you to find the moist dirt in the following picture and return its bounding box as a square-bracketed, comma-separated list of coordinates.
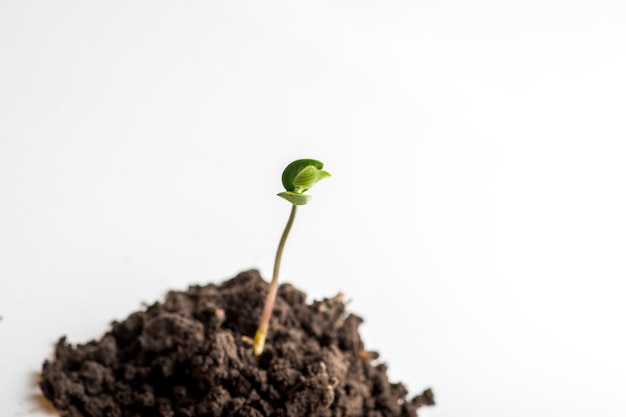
[41, 270, 433, 417]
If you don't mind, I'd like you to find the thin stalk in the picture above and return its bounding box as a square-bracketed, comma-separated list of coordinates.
[253, 204, 298, 356]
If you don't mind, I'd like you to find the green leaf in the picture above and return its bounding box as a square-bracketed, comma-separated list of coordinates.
[279, 158, 330, 205]
[277, 191, 311, 205]
[281, 159, 326, 192]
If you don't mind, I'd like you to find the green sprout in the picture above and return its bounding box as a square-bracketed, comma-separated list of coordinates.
[253, 159, 330, 357]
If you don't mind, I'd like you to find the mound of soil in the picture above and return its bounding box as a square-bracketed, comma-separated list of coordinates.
[41, 270, 434, 417]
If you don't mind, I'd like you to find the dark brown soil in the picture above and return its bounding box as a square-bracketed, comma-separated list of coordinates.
[41, 270, 434, 417]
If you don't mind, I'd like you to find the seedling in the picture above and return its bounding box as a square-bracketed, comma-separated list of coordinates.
[253, 159, 330, 356]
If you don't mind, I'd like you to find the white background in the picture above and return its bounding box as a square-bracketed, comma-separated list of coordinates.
[1, 1, 625, 416]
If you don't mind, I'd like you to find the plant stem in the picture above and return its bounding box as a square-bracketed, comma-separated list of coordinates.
[253, 204, 298, 356]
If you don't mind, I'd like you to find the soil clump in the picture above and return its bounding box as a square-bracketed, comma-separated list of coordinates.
[41, 269, 434, 417]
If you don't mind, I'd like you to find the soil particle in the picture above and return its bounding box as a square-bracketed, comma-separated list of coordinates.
[41, 269, 434, 417]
